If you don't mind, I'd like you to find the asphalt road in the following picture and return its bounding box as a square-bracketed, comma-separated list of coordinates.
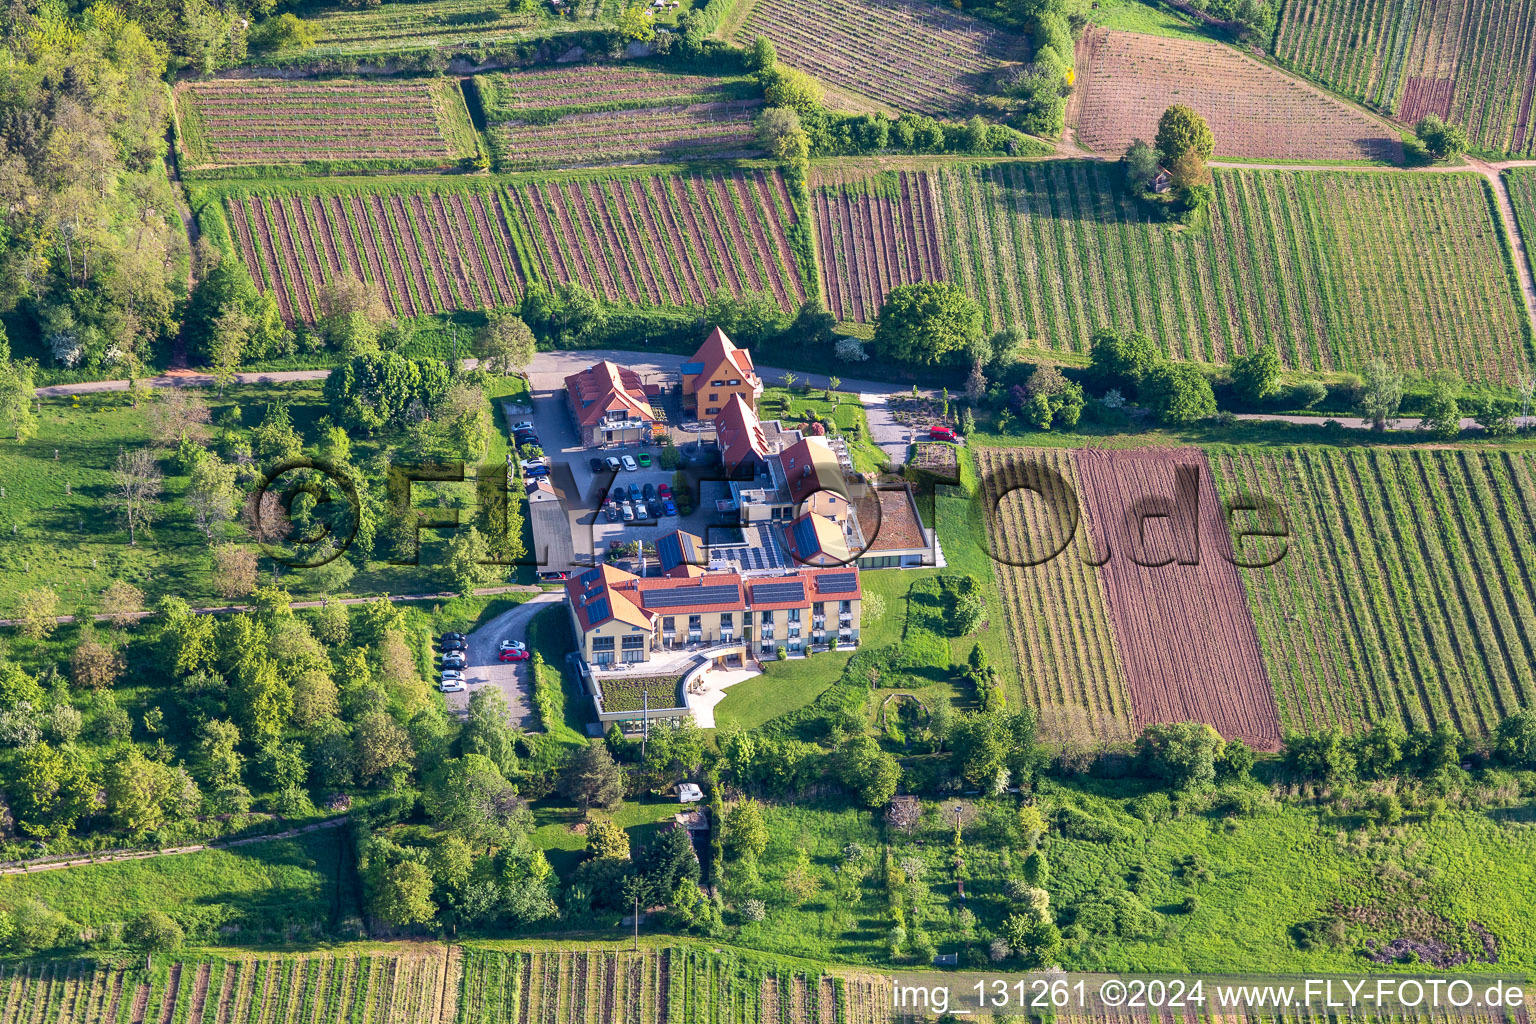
[441, 591, 562, 725]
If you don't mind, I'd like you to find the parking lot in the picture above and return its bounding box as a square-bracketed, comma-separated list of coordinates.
[520, 389, 735, 563]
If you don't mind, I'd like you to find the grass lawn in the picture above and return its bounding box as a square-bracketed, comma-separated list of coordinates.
[758, 386, 887, 473]
[0, 825, 345, 942]
[1076, 0, 1213, 39]
[529, 795, 681, 879]
[711, 567, 919, 732]
[525, 604, 592, 754]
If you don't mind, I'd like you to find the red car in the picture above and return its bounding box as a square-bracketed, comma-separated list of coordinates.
[499, 647, 531, 662]
[929, 425, 958, 442]
[657, 483, 672, 499]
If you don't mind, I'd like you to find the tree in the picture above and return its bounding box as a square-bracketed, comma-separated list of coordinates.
[723, 800, 769, 861]
[16, 588, 59, 641]
[1123, 138, 1161, 192]
[640, 823, 700, 900]
[126, 910, 184, 953]
[12, 742, 97, 838]
[1137, 721, 1222, 790]
[1355, 358, 1403, 430]
[101, 580, 145, 628]
[446, 525, 495, 595]
[71, 632, 125, 688]
[206, 547, 260, 604]
[108, 449, 163, 545]
[356, 711, 415, 783]
[761, 66, 823, 117]
[1142, 363, 1216, 425]
[373, 861, 437, 926]
[1230, 345, 1281, 404]
[585, 817, 631, 861]
[187, 454, 239, 542]
[1155, 104, 1214, 164]
[424, 755, 530, 849]
[755, 107, 809, 167]
[559, 741, 625, 810]
[473, 307, 536, 376]
[616, 3, 655, 41]
[1087, 328, 1159, 397]
[1421, 372, 1462, 440]
[873, 283, 984, 366]
[782, 846, 819, 906]
[0, 353, 37, 443]
[833, 735, 901, 807]
[147, 390, 212, 446]
[461, 687, 517, 775]
[208, 304, 250, 396]
[1017, 364, 1084, 430]
[1415, 114, 1468, 161]
[1495, 709, 1536, 768]
[520, 282, 607, 347]
[747, 34, 777, 72]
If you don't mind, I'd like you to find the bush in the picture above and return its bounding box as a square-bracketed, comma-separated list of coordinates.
[1289, 380, 1328, 409]
[741, 898, 766, 922]
[126, 910, 185, 952]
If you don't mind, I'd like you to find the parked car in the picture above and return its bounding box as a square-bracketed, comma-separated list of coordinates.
[511, 421, 535, 432]
[604, 503, 621, 522]
[499, 647, 530, 663]
[642, 482, 657, 500]
[628, 483, 643, 502]
[538, 570, 571, 581]
[621, 454, 638, 471]
[513, 428, 538, 442]
[524, 464, 550, 478]
[589, 457, 605, 473]
[929, 426, 958, 443]
[658, 483, 672, 499]
[648, 498, 665, 519]
[440, 670, 466, 693]
[442, 651, 467, 670]
[621, 501, 636, 522]
[663, 498, 677, 516]
[637, 452, 653, 467]
[443, 632, 467, 643]
[500, 639, 527, 652]
[441, 638, 466, 653]
[605, 455, 623, 472]
[520, 458, 547, 473]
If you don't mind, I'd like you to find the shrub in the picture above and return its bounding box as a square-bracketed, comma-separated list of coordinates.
[741, 898, 766, 922]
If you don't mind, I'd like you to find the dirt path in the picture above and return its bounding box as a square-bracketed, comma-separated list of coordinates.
[1468, 156, 1536, 342]
[163, 124, 199, 371]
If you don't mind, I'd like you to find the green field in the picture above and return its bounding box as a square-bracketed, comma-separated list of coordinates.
[910, 161, 1530, 382]
[1210, 446, 1536, 737]
[0, 826, 344, 942]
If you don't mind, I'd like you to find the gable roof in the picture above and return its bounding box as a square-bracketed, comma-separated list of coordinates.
[683, 327, 759, 393]
[620, 572, 746, 617]
[565, 564, 650, 632]
[779, 436, 848, 506]
[564, 361, 656, 428]
[783, 512, 853, 567]
[714, 395, 771, 473]
[655, 529, 705, 574]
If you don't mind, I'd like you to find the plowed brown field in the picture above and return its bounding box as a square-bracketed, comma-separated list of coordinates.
[1073, 447, 1281, 749]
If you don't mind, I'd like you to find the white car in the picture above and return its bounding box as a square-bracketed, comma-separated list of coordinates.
[499, 639, 527, 653]
[621, 454, 638, 471]
[511, 421, 535, 432]
[440, 670, 466, 693]
[520, 457, 547, 472]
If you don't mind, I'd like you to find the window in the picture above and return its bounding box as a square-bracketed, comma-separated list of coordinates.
[788, 608, 801, 622]
[813, 602, 824, 615]
[720, 613, 733, 629]
[662, 617, 675, 632]
[728, 379, 740, 386]
[706, 407, 718, 415]
[592, 636, 614, 653]
[709, 393, 719, 402]
[840, 600, 852, 613]
[760, 610, 774, 624]
[711, 379, 724, 386]
[621, 635, 645, 650]
[689, 615, 702, 632]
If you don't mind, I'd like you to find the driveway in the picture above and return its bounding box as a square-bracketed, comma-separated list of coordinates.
[443, 592, 562, 726]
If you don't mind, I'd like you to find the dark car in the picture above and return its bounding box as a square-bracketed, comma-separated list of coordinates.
[642, 482, 657, 501]
[604, 503, 621, 522]
[440, 637, 467, 653]
[589, 457, 605, 473]
[441, 651, 467, 670]
[628, 483, 643, 502]
[442, 632, 467, 643]
[524, 464, 550, 478]
[538, 570, 571, 581]
[648, 498, 665, 519]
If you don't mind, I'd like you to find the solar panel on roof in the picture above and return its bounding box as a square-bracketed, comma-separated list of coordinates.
[752, 581, 806, 603]
[818, 572, 858, 593]
[580, 568, 601, 586]
[586, 597, 609, 622]
[792, 517, 821, 553]
[643, 584, 740, 608]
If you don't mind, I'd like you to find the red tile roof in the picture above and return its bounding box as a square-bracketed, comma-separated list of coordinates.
[564, 361, 656, 428]
[565, 564, 650, 631]
[683, 327, 759, 395]
[779, 437, 847, 506]
[715, 395, 771, 472]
